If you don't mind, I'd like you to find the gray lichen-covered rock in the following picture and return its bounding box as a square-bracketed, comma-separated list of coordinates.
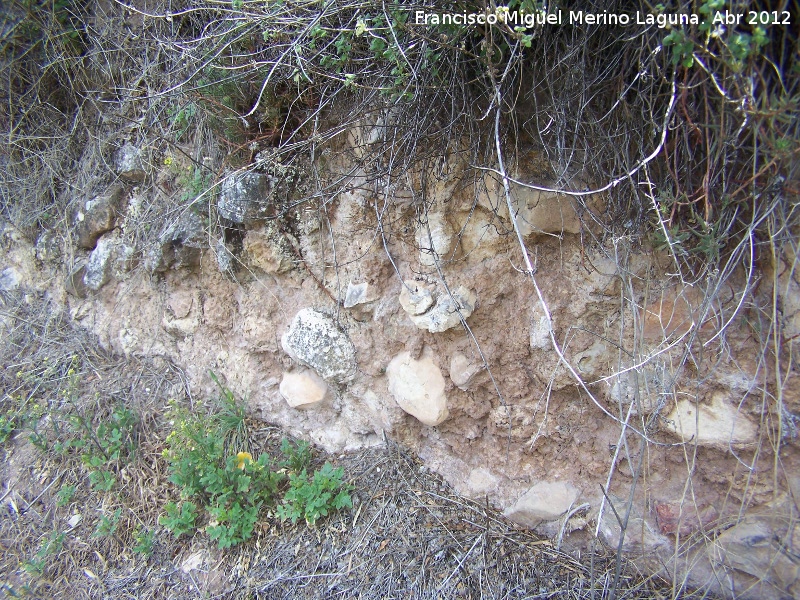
[218, 171, 272, 224]
[0, 267, 21, 291]
[144, 211, 206, 274]
[281, 308, 357, 384]
[74, 185, 124, 249]
[114, 144, 146, 183]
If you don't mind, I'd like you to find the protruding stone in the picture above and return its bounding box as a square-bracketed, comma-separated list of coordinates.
[65, 263, 88, 298]
[655, 501, 719, 536]
[74, 185, 124, 249]
[344, 282, 372, 308]
[449, 353, 483, 390]
[465, 468, 500, 498]
[597, 494, 669, 553]
[713, 518, 800, 598]
[144, 211, 206, 274]
[218, 171, 272, 224]
[408, 286, 477, 333]
[416, 212, 454, 266]
[35, 230, 61, 262]
[529, 308, 552, 350]
[503, 481, 580, 528]
[663, 392, 757, 450]
[114, 144, 146, 183]
[386, 348, 449, 426]
[281, 308, 357, 384]
[279, 369, 331, 408]
[399, 281, 434, 315]
[510, 185, 582, 236]
[83, 235, 115, 290]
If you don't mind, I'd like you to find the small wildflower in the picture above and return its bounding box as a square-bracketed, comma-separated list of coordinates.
[163, 156, 173, 166]
[235, 452, 252, 470]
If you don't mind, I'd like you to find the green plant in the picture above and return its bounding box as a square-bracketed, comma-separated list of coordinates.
[51, 405, 137, 492]
[276, 463, 353, 525]
[132, 527, 156, 557]
[0, 414, 15, 444]
[280, 438, 311, 473]
[159, 501, 198, 537]
[55, 484, 76, 507]
[93, 508, 122, 538]
[160, 384, 283, 547]
[23, 531, 65, 576]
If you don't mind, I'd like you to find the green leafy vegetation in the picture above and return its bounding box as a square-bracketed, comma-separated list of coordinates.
[160, 379, 352, 547]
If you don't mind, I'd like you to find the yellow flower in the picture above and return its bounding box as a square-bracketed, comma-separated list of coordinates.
[163, 156, 173, 166]
[235, 452, 252, 470]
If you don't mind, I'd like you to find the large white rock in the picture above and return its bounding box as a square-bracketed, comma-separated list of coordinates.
[503, 480, 580, 527]
[386, 349, 449, 426]
[279, 369, 330, 408]
[664, 393, 757, 450]
[282, 308, 357, 383]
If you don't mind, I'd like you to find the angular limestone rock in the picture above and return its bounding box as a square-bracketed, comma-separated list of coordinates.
[399, 281, 434, 315]
[218, 171, 272, 224]
[713, 517, 800, 597]
[386, 349, 449, 426]
[597, 494, 668, 553]
[83, 235, 115, 290]
[279, 369, 330, 408]
[510, 185, 581, 236]
[410, 286, 477, 333]
[664, 392, 757, 450]
[144, 212, 206, 274]
[114, 144, 146, 183]
[281, 309, 357, 384]
[449, 353, 483, 390]
[503, 481, 580, 528]
[74, 185, 124, 249]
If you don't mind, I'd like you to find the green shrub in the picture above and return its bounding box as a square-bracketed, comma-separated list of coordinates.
[277, 463, 353, 525]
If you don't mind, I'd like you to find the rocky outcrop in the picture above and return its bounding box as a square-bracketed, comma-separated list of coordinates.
[281, 309, 357, 384]
[144, 211, 206, 273]
[386, 349, 449, 426]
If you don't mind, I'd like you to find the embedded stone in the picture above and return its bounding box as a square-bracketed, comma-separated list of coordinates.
[663, 392, 757, 450]
[408, 286, 477, 333]
[449, 353, 483, 390]
[74, 185, 124, 249]
[279, 369, 330, 408]
[510, 183, 581, 236]
[242, 224, 293, 274]
[598, 495, 668, 553]
[83, 235, 115, 290]
[114, 144, 146, 183]
[0, 267, 20, 291]
[218, 171, 272, 224]
[503, 481, 580, 527]
[144, 211, 206, 274]
[399, 281, 434, 315]
[416, 212, 454, 266]
[281, 308, 357, 383]
[386, 349, 449, 426]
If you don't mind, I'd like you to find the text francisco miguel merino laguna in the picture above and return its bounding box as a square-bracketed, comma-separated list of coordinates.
[415, 9, 716, 29]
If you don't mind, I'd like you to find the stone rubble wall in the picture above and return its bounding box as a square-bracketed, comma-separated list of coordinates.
[2, 140, 798, 600]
